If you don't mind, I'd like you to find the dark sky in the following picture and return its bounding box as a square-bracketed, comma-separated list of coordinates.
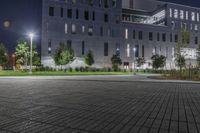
[0, 0, 42, 53]
[0, 0, 199, 53]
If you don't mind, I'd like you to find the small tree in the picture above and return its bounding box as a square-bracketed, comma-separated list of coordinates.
[54, 43, 74, 68]
[84, 50, 94, 66]
[197, 43, 200, 69]
[0, 43, 9, 67]
[175, 29, 189, 71]
[111, 54, 122, 71]
[136, 57, 146, 68]
[151, 54, 166, 70]
[176, 55, 185, 70]
[15, 40, 40, 69]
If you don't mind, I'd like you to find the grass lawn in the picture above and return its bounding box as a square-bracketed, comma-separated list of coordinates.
[0, 70, 134, 76]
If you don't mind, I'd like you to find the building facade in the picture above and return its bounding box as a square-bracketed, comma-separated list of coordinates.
[41, 0, 200, 69]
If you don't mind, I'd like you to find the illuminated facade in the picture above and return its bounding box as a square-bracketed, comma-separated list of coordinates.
[41, 0, 200, 68]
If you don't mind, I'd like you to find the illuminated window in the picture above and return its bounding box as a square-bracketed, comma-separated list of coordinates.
[72, 24, 76, 34]
[169, 8, 173, 18]
[197, 13, 200, 22]
[65, 23, 68, 34]
[82, 25, 85, 33]
[127, 44, 130, 57]
[174, 9, 178, 18]
[195, 24, 198, 31]
[180, 10, 184, 19]
[186, 11, 189, 20]
[191, 12, 195, 21]
[125, 28, 128, 39]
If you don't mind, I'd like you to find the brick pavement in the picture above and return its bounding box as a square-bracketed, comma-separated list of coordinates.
[0, 78, 199, 133]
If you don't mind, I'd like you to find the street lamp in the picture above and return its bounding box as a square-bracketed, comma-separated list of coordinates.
[133, 47, 136, 75]
[29, 33, 34, 74]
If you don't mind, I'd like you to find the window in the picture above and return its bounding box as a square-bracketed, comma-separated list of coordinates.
[112, 0, 117, 7]
[104, 13, 108, 22]
[104, 43, 108, 56]
[48, 40, 51, 54]
[133, 30, 136, 39]
[127, 44, 130, 57]
[162, 33, 166, 42]
[195, 36, 198, 44]
[49, 7, 54, 16]
[72, 0, 76, 4]
[174, 9, 178, 18]
[99, 0, 102, 7]
[169, 8, 173, 18]
[82, 25, 85, 33]
[88, 26, 93, 36]
[157, 32, 160, 41]
[104, 0, 108, 8]
[67, 9, 72, 18]
[180, 10, 184, 19]
[72, 24, 76, 34]
[100, 26, 103, 36]
[149, 32, 153, 41]
[153, 47, 156, 55]
[139, 31, 143, 40]
[92, 11, 95, 21]
[171, 21, 175, 30]
[175, 34, 178, 43]
[125, 28, 128, 39]
[65, 23, 68, 34]
[84, 11, 89, 20]
[67, 40, 72, 48]
[195, 24, 198, 31]
[142, 45, 144, 57]
[186, 11, 189, 20]
[197, 13, 200, 22]
[116, 43, 120, 56]
[82, 41, 85, 55]
[135, 45, 139, 58]
[88, 0, 93, 6]
[60, 8, 64, 17]
[76, 9, 79, 19]
[194, 36, 198, 44]
[191, 12, 195, 21]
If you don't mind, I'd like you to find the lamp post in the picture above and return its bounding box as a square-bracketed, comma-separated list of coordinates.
[29, 33, 34, 74]
[133, 47, 136, 75]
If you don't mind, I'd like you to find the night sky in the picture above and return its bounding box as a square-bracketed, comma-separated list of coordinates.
[0, 0, 199, 53]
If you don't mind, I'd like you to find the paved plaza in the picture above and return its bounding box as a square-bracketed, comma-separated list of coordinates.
[0, 76, 200, 133]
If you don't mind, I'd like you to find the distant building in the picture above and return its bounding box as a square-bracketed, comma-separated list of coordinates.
[41, 0, 200, 69]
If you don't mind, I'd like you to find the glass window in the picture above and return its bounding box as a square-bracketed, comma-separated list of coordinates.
[174, 9, 178, 18]
[67, 9, 72, 18]
[191, 12, 195, 21]
[180, 10, 184, 19]
[139, 31, 143, 40]
[169, 8, 173, 18]
[88, 26, 93, 36]
[65, 23, 68, 34]
[72, 24, 76, 34]
[104, 43, 108, 56]
[60, 8, 64, 18]
[49, 7, 54, 16]
[127, 44, 130, 57]
[125, 28, 128, 39]
[186, 11, 189, 20]
[149, 32, 153, 41]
